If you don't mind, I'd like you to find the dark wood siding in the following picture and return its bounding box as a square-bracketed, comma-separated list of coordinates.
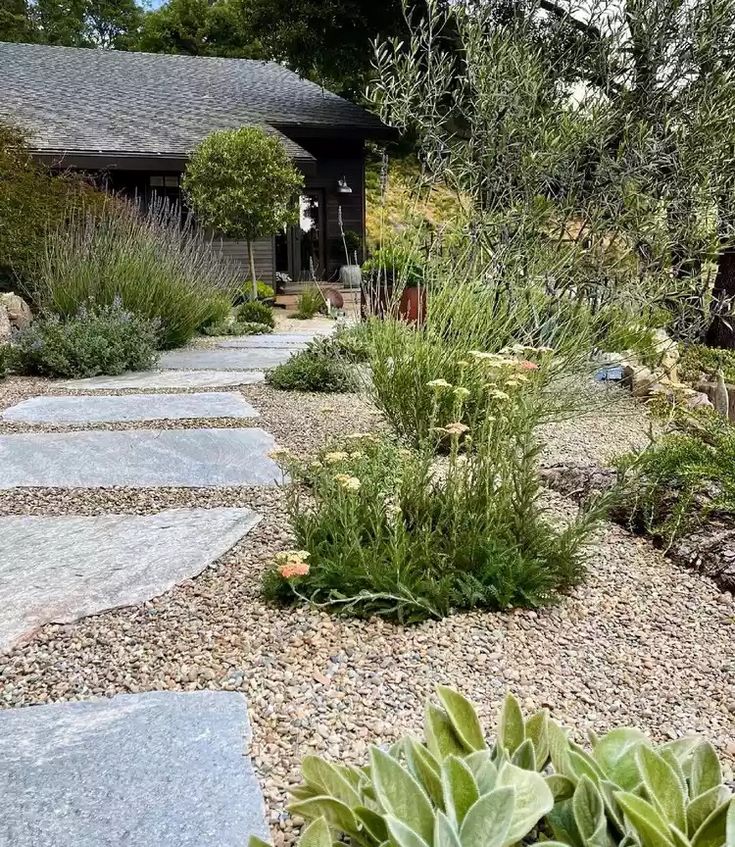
[217, 237, 275, 284]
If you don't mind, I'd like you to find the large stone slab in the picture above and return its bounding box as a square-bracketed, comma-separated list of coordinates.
[1, 392, 258, 424]
[60, 369, 265, 390]
[218, 333, 315, 348]
[0, 428, 282, 488]
[0, 691, 268, 847]
[0, 507, 260, 652]
[159, 347, 295, 370]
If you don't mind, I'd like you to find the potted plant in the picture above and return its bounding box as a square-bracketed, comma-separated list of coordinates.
[339, 229, 364, 289]
[361, 244, 426, 322]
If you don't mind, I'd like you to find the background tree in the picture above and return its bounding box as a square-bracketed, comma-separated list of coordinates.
[244, 0, 414, 97]
[372, 0, 735, 345]
[182, 127, 304, 297]
[137, 0, 261, 58]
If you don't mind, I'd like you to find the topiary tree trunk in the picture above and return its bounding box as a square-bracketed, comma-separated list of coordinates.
[247, 239, 258, 300]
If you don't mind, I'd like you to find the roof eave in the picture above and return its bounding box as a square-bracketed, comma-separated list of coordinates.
[31, 147, 318, 175]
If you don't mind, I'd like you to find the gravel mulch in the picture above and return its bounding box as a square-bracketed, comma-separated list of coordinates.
[0, 358, 733, 844]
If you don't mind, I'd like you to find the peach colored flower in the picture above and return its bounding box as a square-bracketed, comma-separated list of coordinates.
[278, 561, 310, 579]
[517, 360, 539, 371]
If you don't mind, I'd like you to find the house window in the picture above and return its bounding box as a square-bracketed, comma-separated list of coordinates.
[149, 174, 181, 207]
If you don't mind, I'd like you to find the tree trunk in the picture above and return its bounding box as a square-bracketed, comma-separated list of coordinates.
[247, 239, 257, 300]
[706, 246, 735, 349]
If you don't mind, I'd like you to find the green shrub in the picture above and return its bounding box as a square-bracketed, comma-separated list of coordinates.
[616, 405, 735, 544]
[197, 294, 232, 331]
[237, 299, 275, 328]
[234, 280, 275, 305]
[266, 347, 356, 392]
[264, 398, 598, 622]
[250, 686, 734, 847]
[28, 199, 239, 349]
[0, 123, 106, 289]
[679, 343, 735, 383]
[14, 300, 159, 378]
[322, 324, 372, 363]
[367, 278, 605, 447]
[201, 319, 273, 337]
[362, 243, 426, 287]
[291, 286, 325, 319]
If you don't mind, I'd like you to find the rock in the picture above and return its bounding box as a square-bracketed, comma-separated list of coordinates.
[631, 367, 659, 397]
[0, 691, 268, 847]
[669, 528, 735, 593]
[713, 371, 730, 417]
[0, 292, 32, 331]
[0, 306, 11, 343]
[652, 327, 680, 380]
[60, 370, 265, 391]
[0, 428, 284, 488]
[159, 347, 295, 370]
[0, 507, 261, 653]
[2, 392, 259, 424]
[685, 391, 713, 410]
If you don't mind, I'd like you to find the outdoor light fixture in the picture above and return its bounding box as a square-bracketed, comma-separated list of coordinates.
[336, 176, 352, 194]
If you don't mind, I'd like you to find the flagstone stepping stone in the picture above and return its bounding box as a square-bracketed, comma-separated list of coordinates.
[218, 333, 315, 348]
[0, 428, 282, 489]
[59, 369, 265, 390]
[158, 347, 295, 370]
[1, 392, 258, 424]
[0, 507, 260, 653]
[0, 690, 267, 847]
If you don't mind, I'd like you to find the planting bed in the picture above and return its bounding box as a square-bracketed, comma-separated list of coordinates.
[0, 357, 733, 847]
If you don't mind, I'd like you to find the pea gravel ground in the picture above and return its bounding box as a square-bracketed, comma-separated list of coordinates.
[0, 364, 733, 845]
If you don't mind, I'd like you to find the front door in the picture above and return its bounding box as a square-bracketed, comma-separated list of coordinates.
[290, 191, 325, 281]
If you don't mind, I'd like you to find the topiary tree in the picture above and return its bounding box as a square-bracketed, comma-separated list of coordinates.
[182, 126, 304, 299]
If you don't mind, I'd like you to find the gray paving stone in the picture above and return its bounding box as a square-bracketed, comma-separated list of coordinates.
[159, 347, 295, 370]
[0, 428, 283, 488]
[59, 369, 265, 390]
[218, 333, 315, 348]
[0, 507, 260, 653]
[1, 392, 258, 423]
[0, 690, 268, 847]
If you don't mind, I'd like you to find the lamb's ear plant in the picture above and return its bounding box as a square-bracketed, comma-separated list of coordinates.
[249, 687, 733, 847]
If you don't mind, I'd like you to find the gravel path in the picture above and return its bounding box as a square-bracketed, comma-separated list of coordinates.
[0, 349, 733, 845]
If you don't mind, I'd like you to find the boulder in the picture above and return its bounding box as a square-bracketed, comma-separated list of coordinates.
[0, 292, 32, 331]
[652, 327, 680, 380]
[628, 364, 660, 397]
[0, 306, 12, 343]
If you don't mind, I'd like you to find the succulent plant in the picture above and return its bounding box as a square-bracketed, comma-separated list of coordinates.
[249, 687, 734, 847]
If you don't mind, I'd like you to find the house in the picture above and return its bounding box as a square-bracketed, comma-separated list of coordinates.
[0, 41, 392, 287]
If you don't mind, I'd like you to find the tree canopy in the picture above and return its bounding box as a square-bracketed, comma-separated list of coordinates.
[182, 127, 303, 291]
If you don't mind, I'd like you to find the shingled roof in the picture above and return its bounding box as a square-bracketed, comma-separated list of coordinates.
[0, 42, 389, 162]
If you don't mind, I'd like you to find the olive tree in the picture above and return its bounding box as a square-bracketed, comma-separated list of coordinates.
[182, 126, 304, 298]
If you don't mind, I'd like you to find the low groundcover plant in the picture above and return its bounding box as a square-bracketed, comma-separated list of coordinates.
[250, 686, 734, 847]
[263, 351, 601, 622]
[266, 337, 358, 393]
[13, 299, 159, 378]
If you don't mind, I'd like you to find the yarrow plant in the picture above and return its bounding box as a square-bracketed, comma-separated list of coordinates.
[262, 346, 602, 622]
